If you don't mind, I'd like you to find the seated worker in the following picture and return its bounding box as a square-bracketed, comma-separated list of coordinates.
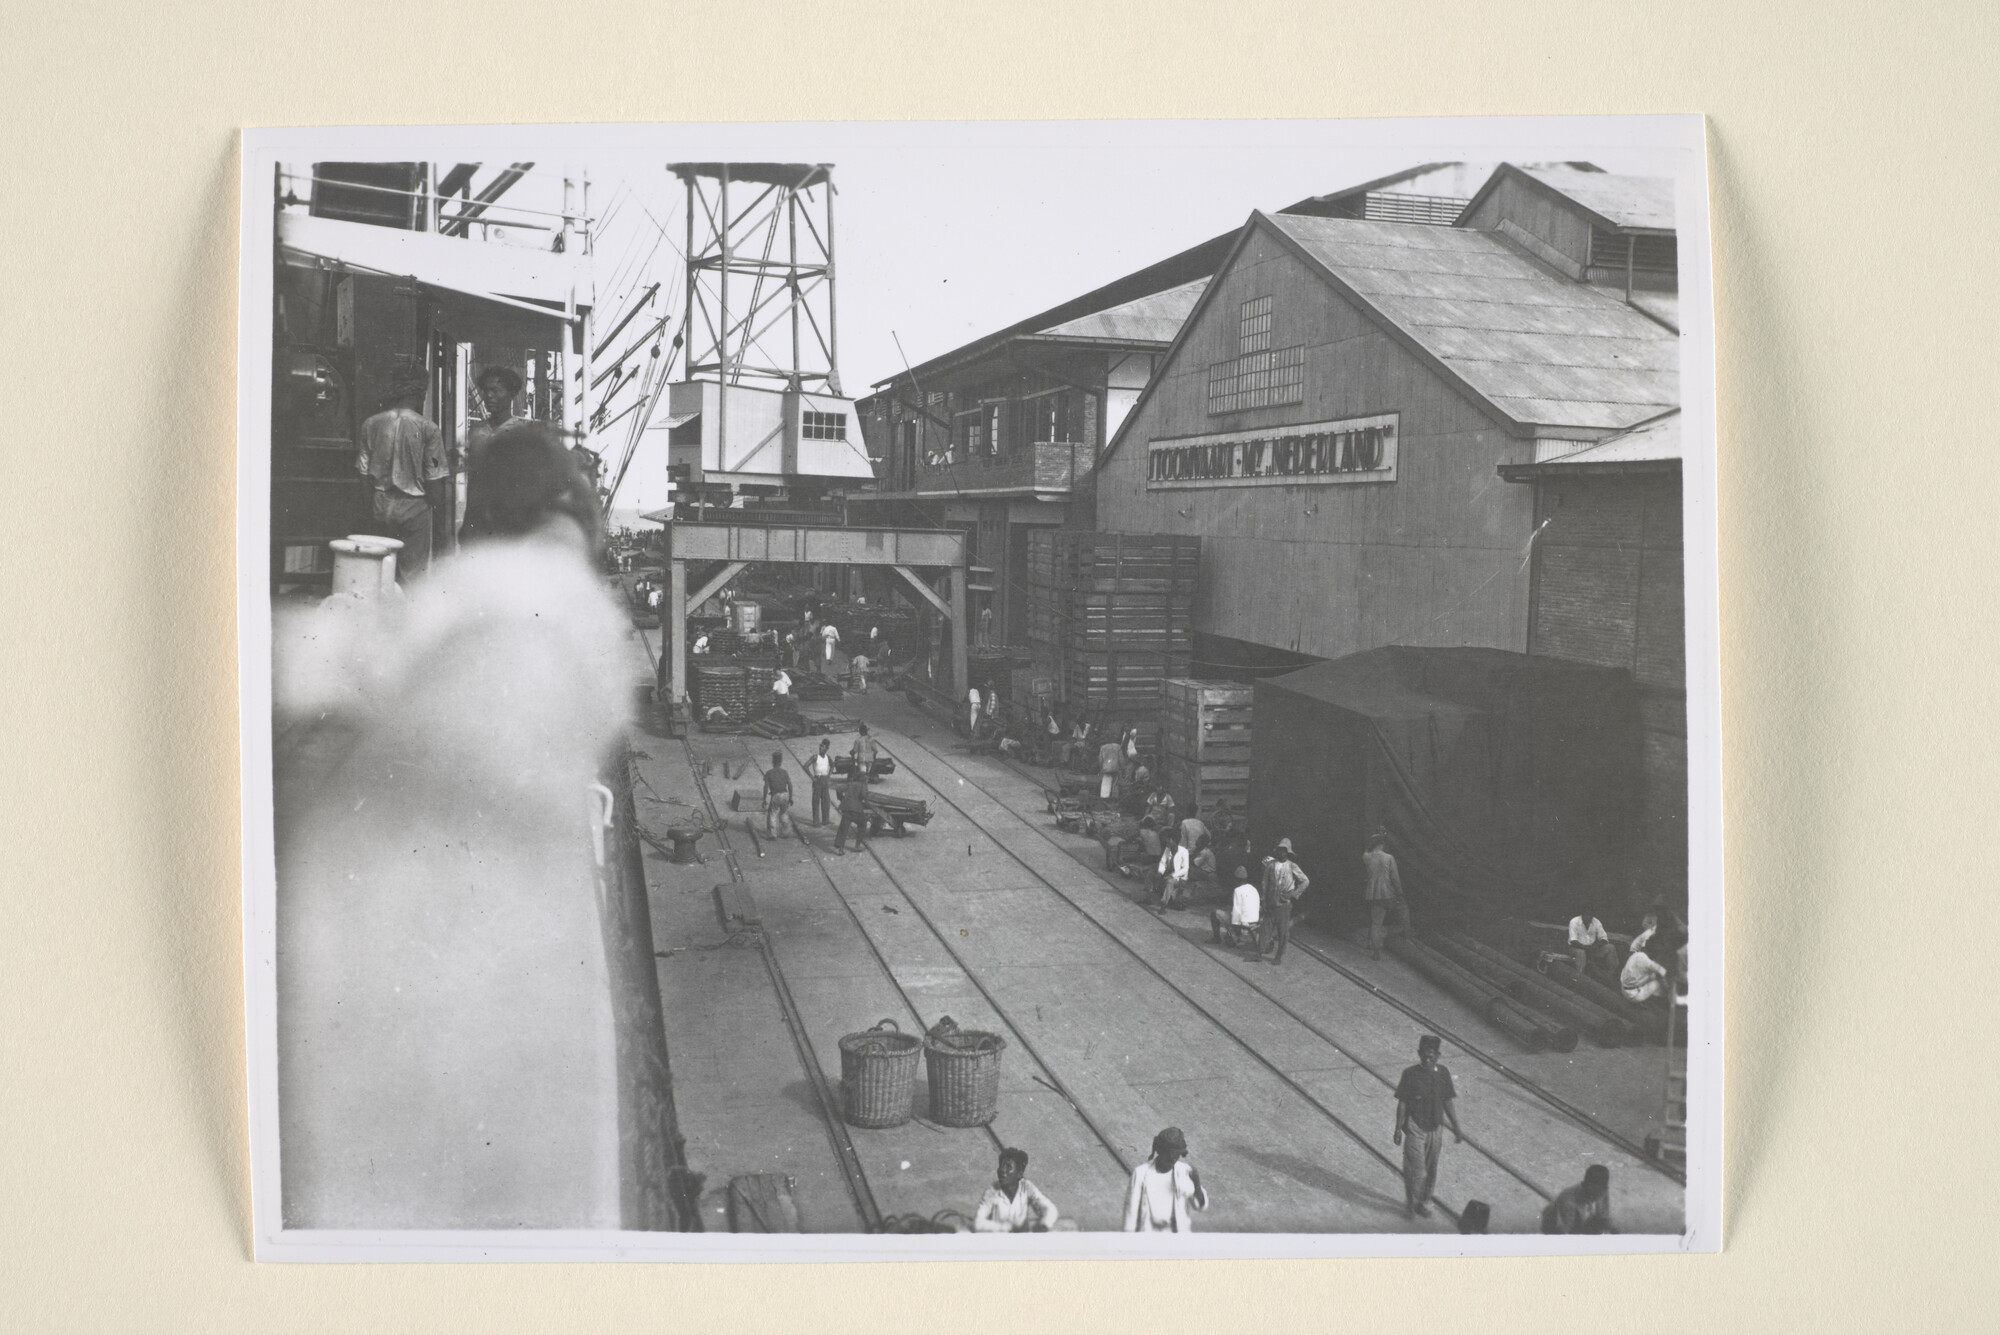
[1209, 866, 1260, 948]
[1620, 942, 1671, 1005]
[1188, 835, 1218, 892]
[1541, 1165, 1616, 1234]
[1145, 784, 1177, 834]
[691, 630, 711, 655]
[762, 750, 795, 838]
[1154, 832, 1190, 911]
[1568, 907, 1619, 984]
[771, 667, 793, 705]
[972, 1147, 1059, 1233]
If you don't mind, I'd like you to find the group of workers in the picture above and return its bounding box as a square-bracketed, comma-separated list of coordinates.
[1568, 903, 1690, 1011]
[959, 1040, 1617, 1233]
[760, 723, 885, 855]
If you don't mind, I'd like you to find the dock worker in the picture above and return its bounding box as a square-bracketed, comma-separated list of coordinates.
[1364, 831, 1410, 960]
[1122, 1128, 1207, 1232]
[1177, 803, 1208, 858]
[1155, 831, 1191, 911]
[978, 602, 995, 647]
[819, 618, 841, 675]
[1259, 839, 1310, 966]
[1541, 1165, 1616, 1234]
[1098, 735, 1123, 800]
[771, 666, 792, 705]
[762, 750, 795, 838]
[807, 739, 835, 826]
[1620, 940, 1671, 1006]
[849, 650, 871, 692]
[1393, 1035, 1463, 1220]
[691, 630, 711, 655]
[965, 684, 982, 738]
[1145, 782, 1176, 834]
[459, 364, 523, 543]
[1209, 865, 1260, 949]
[355, 375, 448, 579]
[1119, 725, 1142, 787]
[972, 1148, 1059, 1233]
[850, 722, 881, 779]
[831, 768, 870, 855]
[1568, 906, 1619, 984]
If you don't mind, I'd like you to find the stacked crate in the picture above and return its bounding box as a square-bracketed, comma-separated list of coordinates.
[1025, 531, 1199, 753]
[1160, 678, 1254, 815]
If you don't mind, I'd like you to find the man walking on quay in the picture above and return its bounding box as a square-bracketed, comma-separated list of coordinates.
[762, 750, 794, 838]
[355, 375, 448, 579]
[850, 722, 881, 779]
[832, 769, 870, 855]
[1122, 1128, 1207, 1232]
[1393, 1035, 1462, 1219]
[808, 739, 835, 826]
[1259, 839, 1310, 965]
[1363, 830, 1410, 960]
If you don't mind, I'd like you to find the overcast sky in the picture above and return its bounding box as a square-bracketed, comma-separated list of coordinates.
[480, 122, 1691, 393]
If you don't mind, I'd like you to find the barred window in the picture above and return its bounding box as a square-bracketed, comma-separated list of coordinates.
[1208, 345, 1305, 414]
[1239, 295, 1273, 353]
[802, 410, 847, 440]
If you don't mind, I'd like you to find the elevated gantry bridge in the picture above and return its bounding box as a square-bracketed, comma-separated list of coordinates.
[663, 520, 970, 706]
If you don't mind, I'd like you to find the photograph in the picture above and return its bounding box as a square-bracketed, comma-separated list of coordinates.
[239, 117, 1720, 1259]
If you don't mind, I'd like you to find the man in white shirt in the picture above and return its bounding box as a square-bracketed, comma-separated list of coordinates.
[966, 685, 982, 738]
[771, 668, 792, 705]
[806, 739, 835, 826]
[1620, 945, 1669, 1004]
[1569, 908, 1619, 984]
[1209, 866, 1260, 948]
[971, 1147, 1059, 1233]
[1153, 834, 1191, 911]
[819, 620, 841, 675]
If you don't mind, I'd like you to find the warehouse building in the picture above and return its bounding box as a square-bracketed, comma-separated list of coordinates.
[1091, 164, 1685, 913]
[849, 163, 1511, 642]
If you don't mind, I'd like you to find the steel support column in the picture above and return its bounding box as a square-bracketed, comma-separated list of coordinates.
[948, 563, 969, 698]
[668, 558, 689, 706]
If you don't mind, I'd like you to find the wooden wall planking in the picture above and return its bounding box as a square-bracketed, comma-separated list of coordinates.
[1098, 225, 1535, 662]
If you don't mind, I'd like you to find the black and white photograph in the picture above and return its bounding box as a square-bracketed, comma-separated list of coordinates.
[238, 118, 1721, 1259]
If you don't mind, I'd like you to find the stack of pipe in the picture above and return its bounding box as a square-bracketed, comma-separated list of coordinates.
[1434, 934, 1638, 1047]
[1385, 937, 1578, 1053]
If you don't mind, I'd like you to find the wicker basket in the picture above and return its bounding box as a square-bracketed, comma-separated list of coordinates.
[923, 1016, 1007, 1127]
[838, 1019, 922, 1129]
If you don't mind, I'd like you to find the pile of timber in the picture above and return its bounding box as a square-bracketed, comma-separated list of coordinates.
[1160, 678, 1253, 815]
[1026, 531, 1199, 751]
[1386, 937, 1579, 1053]
[1433, 933, 1640, 1047]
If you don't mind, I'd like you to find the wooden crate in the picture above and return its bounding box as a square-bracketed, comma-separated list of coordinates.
[1161, 678, 1255, 764]
[1163, 751, 1250, 815]
[1055, 532, 1201, 592]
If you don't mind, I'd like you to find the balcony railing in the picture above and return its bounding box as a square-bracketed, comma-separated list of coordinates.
[913, 440, 1085, 494]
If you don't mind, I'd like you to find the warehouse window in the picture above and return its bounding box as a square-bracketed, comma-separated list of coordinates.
[801, 410, 847, 440]
[1208, 344, 1305, 414]
[1239, 295, 1273, 353]
[1590, 228, 1677, 274]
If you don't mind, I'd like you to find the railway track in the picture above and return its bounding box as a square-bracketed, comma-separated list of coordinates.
[958, 735, 1684, 1186]
[885, 730, 1686, 1210]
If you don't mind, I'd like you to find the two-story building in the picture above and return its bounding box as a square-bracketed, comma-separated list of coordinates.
[849, 162, 1512, 642]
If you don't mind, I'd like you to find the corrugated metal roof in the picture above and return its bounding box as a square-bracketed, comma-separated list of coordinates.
[1035, 277, 1208, 342]
[1516, 167, 1675, 231]
[1266, 214, 1678, 431]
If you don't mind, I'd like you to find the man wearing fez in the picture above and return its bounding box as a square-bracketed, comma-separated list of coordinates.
[355, 375, 448, 579]
[460, 364, 524, 542]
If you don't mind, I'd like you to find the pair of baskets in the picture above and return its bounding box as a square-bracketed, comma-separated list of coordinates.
[838, 1017, 1006, 1129]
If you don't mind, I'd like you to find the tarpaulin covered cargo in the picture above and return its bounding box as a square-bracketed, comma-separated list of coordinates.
[1248, 647, 1641, 928]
